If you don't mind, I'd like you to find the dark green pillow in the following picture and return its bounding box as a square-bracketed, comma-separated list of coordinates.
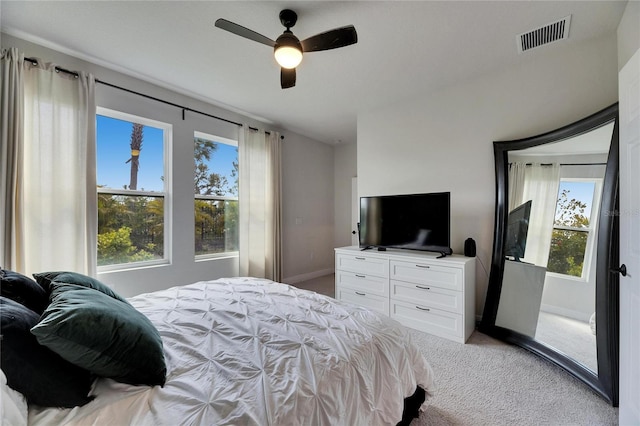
[32, 271, 129, 304]
[31, 282, 166, 387]
[0, 296, 94, 407]
[1, 269, 49, 314]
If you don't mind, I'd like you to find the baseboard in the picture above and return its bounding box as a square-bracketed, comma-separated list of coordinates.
[540, 303, 591, 322]
[283, 268, 334, 285]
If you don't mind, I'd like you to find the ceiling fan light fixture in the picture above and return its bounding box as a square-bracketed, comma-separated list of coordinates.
[275, 46, 302, 68]
[214, 9, 357, 88]
[274, 32, 302, 69]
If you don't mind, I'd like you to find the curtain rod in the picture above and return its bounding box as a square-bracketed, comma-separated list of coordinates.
[24, 56, 279, 136]
[509, 162, 607, 166]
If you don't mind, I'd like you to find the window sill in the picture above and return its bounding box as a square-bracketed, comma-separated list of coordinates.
[195, 252, 239, 263]
[98, 259, 170, 274]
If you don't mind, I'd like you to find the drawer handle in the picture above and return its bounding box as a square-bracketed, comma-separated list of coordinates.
[355, 274, 366, 278]
[416, 306, 430, 311]
[355, 291, 366, 296]
[416, 285, 431, 290]
[355, 257, 366, 260]
[416, 264, 430, 269]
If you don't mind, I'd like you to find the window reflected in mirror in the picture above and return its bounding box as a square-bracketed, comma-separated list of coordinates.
[548, 180, 599, 278]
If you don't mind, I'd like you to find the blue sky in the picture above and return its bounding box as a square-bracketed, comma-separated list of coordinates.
[97, 115, 164, 191]
[97, 115, 237, 195]
[196, 139, 238, 196]
[555, 181, 596, 223]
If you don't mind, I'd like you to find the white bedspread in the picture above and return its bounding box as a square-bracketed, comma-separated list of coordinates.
[29, 277, 435, 425]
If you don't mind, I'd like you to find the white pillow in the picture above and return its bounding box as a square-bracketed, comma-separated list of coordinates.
[0, 369, 28, 426]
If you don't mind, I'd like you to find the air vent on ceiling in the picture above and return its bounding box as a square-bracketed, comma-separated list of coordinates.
[517, 15, 571, 53]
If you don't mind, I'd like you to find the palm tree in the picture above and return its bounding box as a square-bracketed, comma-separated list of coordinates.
[126, 123, 144, 190]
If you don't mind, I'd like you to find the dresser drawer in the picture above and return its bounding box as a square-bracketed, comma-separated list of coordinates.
[336, 271, 388, 296]
[390, 260, 462, 291]
[337, 287, 389, 316]
[390, 300, 463, 340]
[336, 253, 389, 277]
[390, 280, 462, 315]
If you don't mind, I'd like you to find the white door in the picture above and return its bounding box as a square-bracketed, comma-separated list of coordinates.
[351, 177, 359, 245]
[619, 47, 640, 425]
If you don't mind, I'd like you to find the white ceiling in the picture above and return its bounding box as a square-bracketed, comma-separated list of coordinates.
[1, 1, 627, 145]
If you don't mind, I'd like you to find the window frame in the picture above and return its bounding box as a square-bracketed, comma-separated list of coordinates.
[193, 130, 239, 261]
[546, 177, 603, 281]
[96, 106, 173, 272]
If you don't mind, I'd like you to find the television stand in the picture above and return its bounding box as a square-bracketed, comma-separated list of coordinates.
[335, 246, 476, 343]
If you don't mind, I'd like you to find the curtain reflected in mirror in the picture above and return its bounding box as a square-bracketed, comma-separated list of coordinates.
[496, 121, 613, 374]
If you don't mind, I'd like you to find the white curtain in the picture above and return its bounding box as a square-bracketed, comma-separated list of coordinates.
[508, 162, 527, 211]
[521, 163, 560, 267]
[0, 48, 97, 276]
[238, 126, 282, 281]
[0, 48, 24, 269]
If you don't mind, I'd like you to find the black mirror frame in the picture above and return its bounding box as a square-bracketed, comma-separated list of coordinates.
[479, 103, 619, 406]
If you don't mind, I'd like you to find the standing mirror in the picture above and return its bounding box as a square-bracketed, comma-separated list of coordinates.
[480, 103, 619, 405]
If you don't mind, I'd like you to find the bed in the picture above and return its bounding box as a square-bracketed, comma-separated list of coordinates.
[1, 273, 435, 425]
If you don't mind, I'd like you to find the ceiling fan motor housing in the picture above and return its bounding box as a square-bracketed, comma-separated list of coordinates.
[275, 31, 302, 52]
[279, 9, 298, 29]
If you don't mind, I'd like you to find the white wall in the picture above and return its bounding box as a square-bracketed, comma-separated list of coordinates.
[333, 143, 358, 249]
[281, 132, 335, 283]
[3, 33, 336, 296]
[617, 0, 640, 71]
[357, 34, 619, 316]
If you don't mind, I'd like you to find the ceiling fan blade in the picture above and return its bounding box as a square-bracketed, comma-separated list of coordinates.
[214, 18, 276, 47]
[300, 25, 358, 52]
[281, 68, 296, 89]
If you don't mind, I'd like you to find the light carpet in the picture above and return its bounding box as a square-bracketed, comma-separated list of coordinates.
[535, 311, 597, 372]
[409, 329, 617, 426]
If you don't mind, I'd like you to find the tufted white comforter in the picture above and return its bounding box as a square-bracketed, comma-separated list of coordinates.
[29, 277, 435, 425]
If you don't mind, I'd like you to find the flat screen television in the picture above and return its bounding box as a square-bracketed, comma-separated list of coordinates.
[359, 192, 452, 256]
[504, 200, 532, 261]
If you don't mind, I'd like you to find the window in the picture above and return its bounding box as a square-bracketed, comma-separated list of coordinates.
[194, 131, 238, 257]
[96, 108, 171, 268]
[547, 179, 600, 278]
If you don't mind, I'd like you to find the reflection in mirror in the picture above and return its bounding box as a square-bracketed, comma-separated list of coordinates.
[480, 102, 619, 405]
[495, 121, 614, 374]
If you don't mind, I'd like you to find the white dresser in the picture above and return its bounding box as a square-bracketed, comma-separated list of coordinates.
[335, 246, 476, 343]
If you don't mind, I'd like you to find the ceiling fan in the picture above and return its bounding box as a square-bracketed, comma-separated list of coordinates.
[215, 9, 358, 89]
